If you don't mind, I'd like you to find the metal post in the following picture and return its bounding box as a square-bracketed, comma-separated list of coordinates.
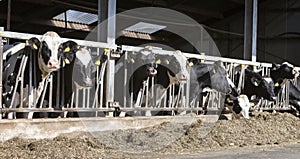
[0, 27, 3, 119]
[105, 0, 116, 106]
[244, 0, 253, 61]
[107, 0, 116, 46]
[98, 0, 108, 42]
[7, 0, 11, 31]
[252, 0, 258, 62]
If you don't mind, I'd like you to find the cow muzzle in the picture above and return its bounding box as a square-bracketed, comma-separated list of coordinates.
[147, 67, 157, 77]
[47, 59, 60, 71]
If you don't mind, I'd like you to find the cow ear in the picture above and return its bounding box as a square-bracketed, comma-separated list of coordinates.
[26, 37, 40, 50]
[156, 59, 161, 64]
[165, 59, 170, 65]
[272, 63, 279, 71]
[250, 77, 261, 86]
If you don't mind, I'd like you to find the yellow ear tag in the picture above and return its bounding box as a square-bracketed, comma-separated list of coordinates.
[226, 97, 233, 103]
[275, 82, 280, 87]
[65, 58, 70, 64]
[95, 60, 101, 66]
[254, 81, 259, 86]
[189, 62, 194, 67]
[212, 69, 216, 74]
[165, 59, 170, 65]
[250, 102, 255, 107]
[156, 59, 161, 64]
[131, 58, 135, 63]
[77, 45, 80, 49]
[33, 44, 38, 50]
[272, 67, 277, 71]
[25, 40, 29, 44]
[104, 48, 109, 53]
[64, 47, 70, 52]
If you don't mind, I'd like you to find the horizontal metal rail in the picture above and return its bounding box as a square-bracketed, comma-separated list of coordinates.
[0, 31, 117, 49]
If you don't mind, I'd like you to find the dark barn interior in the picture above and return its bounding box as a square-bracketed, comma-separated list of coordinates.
[0, 0, 299, 64]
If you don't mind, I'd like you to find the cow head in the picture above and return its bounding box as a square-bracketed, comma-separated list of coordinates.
[188, 59, 231, 94]
[26, 37, 41, 51]
[72, 48, 97, 88]
[38, 31, 62, 73]
[245, 68, 276, 101]
[58, 40, 80, 65]
[210, 61, 231, 94]
[128, 49, 157, 77]
[156, 51, 188, 84]
[271, 62, 298, 81]
[225, 94, 250, 119]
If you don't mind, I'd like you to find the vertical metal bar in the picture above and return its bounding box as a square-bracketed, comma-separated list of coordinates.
[28, 47, 33, 108]
[151, 76, 155, 107]
[0, 30, 3, 118]
[123, 51, 128, 108]
[252, 0, 258, 62]
[145, 77, 149, 108]
[56, 70, 60, 108]
[105, 51, 115, 106]
[33, 47, 37, 108]
[83, 89, 86, 108]
[105, 0, 116, 107]
[98, 0, 108, 42]
[75, 89, 79, 108]
[244, 0, 253, 61]
[107, 0, 116, 45]
[49, 75, 53, 108]
[87, 88, 90, 108]
[7, 0, 11, 31]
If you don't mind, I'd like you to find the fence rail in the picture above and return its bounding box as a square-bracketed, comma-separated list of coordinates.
[0, 30, 296, 119]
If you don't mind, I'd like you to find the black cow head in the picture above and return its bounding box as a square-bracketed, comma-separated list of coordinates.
[189, 59, 231, 94]
[25, 37, 41, 51]
[271, 62, 298, 81]
[128, 49, 157, 77]
[244, 68, 276, 101]
[58, 40, 80, 65]
[38, 31, 62, 73]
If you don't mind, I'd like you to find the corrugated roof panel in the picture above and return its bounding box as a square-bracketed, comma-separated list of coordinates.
[53, 9, 98, 25]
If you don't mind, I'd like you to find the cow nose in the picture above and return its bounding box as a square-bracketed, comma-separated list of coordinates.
[147, 67, 157, 76]
[48, 59, 59, 68]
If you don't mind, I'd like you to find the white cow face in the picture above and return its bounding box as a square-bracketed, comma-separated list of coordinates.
[38, 31, 62, 73]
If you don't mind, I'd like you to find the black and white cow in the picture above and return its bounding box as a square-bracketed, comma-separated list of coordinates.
[235, 67, 276, 102]
[187, 59, 250, 118]
[2, 31, 63, 118]
[269, 62, 300, 112]
[114, 48, 157, 108]
[39, 41, 97, 118]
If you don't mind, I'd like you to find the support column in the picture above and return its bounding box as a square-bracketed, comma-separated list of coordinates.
[243, 0, 253, 61]
[0, 27, 3, 118]
[252, 0, 258, 62]
[105, 0, 116, 106]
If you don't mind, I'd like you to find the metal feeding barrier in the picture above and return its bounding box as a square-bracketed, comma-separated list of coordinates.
[0, 29, 296, 119]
